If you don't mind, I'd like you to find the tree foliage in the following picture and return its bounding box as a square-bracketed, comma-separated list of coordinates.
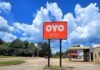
[0, 39, 36, 56]
[0, 38, 51, 57]
[0, 38, 3, 44]
[37, 42, 51, 57]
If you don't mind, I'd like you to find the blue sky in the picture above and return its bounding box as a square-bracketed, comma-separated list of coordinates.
[0, 0, 100, 53]
[3, 0, 100, 23]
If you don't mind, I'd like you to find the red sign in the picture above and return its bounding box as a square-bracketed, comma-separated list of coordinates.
[43, 22, 67, 39]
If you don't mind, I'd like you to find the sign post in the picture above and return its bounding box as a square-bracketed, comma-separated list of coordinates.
[43, 22, 67, 67]
[60, 39, 62, 67]
[48, 39, 50, 67]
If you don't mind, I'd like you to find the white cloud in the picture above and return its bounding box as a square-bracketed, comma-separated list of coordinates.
[14, 6, 51, 41]
[32, 2, 63, 41]
[14, 22, 41, 42]
[13, 2, 63, 42]
[0, 16, 14, 32]
[75, 3, 100, 26]
[0, 1, 11, 13]
[92, 43, 100, 48]
[47, 2, 63, 21]
[32, 7, 50, 29]
[0, 2, 14, 42]
[0, 31, 17, 42]
[0, 16, 16, 42]
[63, 13, 76, 33]
[14, 22, 40, 34]
[69, 3, 100, 45]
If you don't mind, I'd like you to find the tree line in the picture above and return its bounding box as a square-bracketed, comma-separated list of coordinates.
[0, 38, 51, 57]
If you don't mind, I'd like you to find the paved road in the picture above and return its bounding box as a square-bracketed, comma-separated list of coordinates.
[0, 58, 100, 70]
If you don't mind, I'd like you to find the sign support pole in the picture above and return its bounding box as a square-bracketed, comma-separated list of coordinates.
[60, 39, 62, 67]
[48, 39, 50, 67]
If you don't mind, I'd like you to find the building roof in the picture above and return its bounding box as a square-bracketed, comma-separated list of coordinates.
[68, 47, 89, 50]
[94, 46, 100, 51]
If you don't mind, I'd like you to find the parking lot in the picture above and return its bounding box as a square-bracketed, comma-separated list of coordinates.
[0, 57, 100, 70]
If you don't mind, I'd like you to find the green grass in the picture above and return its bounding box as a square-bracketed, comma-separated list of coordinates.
[44, 65, 75, 70]
[44, 65, 66, 70]
[0, 56, 17, 58]
[0, 61, 25, 67]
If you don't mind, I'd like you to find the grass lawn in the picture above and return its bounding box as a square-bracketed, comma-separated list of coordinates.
[43, 65, 74, 70]
[0, 56, 17, 58]
[0, 61, 25, 67]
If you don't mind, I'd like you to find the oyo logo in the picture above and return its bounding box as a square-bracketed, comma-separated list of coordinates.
[46, 25, 64, 32]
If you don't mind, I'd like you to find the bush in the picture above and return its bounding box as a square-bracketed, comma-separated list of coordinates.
[0, 39, 36, 57]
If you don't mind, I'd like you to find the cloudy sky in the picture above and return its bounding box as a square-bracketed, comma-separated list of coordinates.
[0, 0, 100, 53]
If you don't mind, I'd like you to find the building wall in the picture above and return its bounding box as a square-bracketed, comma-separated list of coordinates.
[69, 50, 77, 58]
[69, 50, 84, 61]
[93, 47, 100, 62]
[77, 50, 84, 61]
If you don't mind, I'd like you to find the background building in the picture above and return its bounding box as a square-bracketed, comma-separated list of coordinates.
[93, 46, 100, 62]
[68, 46, 90, 61]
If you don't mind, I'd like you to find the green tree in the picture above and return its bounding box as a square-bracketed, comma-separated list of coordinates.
[37, 42, 51, 57]
[9, 39, 36, 56]
[0, 38, 3, 44]
[8, 39, 23, 56]
[0, 42, 10, 56]
[29, 43, 37, 56]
